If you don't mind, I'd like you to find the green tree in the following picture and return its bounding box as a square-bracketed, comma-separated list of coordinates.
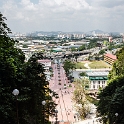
[20, 52, 57, 124]
[0, 12, 57, 124]
[109, 47, 124, 79]
[99, 49, 105, 55]
[79, 72, 86, 77]
[97, 47, 124, 124]
[23, 44, 28, 48]
[78, 45, 85, 51]
[108, 42, 115, 50]
[97, 76, 124, 124]
[0, 12, 25, 124]
[63, 60, 75, 76]
[87, 39, 97, 49]
[71, 47, 77, 52]
[0, 12, 12, 35]
[72, 78, 90, 119]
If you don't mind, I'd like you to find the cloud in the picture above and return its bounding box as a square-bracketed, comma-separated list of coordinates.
[0, 0, 124, 33]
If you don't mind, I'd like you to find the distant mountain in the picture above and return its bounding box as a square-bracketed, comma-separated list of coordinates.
[85, 29, 107, 36]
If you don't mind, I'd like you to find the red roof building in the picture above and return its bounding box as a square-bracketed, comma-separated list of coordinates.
[104, 53, 117, 65]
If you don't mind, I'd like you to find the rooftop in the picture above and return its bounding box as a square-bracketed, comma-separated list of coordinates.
[38, 59, 51, 63]
[104, 53, 117, 60]
[86, 71, 109, 76]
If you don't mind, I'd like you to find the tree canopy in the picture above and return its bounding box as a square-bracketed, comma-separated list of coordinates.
[0, 12, 57, 124]
[97, 46, 124, 124]
[63, 59, 75, 76]
[72, 78, 90, 119]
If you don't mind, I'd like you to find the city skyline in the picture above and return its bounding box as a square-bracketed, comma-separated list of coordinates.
[0, 0, 124, 33]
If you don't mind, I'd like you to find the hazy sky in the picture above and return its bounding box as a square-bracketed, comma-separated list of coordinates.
[0, 0, 124, 33]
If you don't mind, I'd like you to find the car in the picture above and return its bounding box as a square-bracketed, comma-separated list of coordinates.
[64, 86, 67, 89]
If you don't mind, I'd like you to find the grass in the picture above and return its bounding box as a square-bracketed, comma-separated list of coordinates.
[75, 62, 87, 69]
[75, 61, 112, 69]
[88, 61, 112, 69]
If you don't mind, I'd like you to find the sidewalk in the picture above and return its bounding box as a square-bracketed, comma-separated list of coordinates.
[84, 63, 90, 69]
[74, 118, 101, 124]
[75, 68, 111, 71]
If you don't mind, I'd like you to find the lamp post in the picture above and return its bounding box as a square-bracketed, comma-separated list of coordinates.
[55, 109, 58, 124]
[42, 100, 46, 124]
[115, 113, 118, 117]
[114, 113, 118, 124]
[12, 89, 19, 124]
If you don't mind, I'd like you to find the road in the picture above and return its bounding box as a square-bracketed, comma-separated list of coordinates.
[49, 63, 76, 123]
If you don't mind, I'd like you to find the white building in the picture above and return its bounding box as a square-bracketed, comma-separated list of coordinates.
[38, 59, 51, 68]
[38, 59, 52, 81]
[86, 71, 109, 90]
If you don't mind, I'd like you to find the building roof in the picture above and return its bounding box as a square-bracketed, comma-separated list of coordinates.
[104, 53, 117, 60]
[86, 71, 109, 76]
[38, 59, 51, 63]
[89, 76, 108, 80]
[52, 48, 62, 52]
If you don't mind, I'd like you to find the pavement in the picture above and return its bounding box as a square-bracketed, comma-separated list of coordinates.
[74, 118, 101, 124]
[75, 68, 111, 71]
[49, 62, 101, 124]
[49, 63, 76, 123]
[84, 63, 90, 69]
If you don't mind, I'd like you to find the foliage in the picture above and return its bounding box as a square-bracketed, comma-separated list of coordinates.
[71, 47, 77, 52]
[97, 76, 124, 124]
[23, 44, 28, 48]
[85, 95, 98, 106]
[78, 45, 86, 51]
[108, 47, 124, 79]
[49, 42, 57, 44]
[72, 78, 90, 119]
[0, 12, 25, 124]
[108, 42, 115, 50]
[21, 52, 58, 124]
[0, 12, 12, 35]
[63, 59, 75, 76]
[108, 42, 124, 50]
[97, 47, 124, 124]
[79, 72, 86, 77]
[87, 39, 97, 49]
[99, 49, 106, 55]
[0, 13, 57, 124]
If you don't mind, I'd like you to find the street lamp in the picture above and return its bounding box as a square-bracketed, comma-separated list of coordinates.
[114, 113, 118, 124]
[115, 113, 118, 117]
[42, 100, 46, 124]
[113, 113, 118, 124]
[55, 109, 58, 124]
[12, 89, 19, 124]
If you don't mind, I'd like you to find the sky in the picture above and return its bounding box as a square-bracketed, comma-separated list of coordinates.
[0, 0, 124, 33]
